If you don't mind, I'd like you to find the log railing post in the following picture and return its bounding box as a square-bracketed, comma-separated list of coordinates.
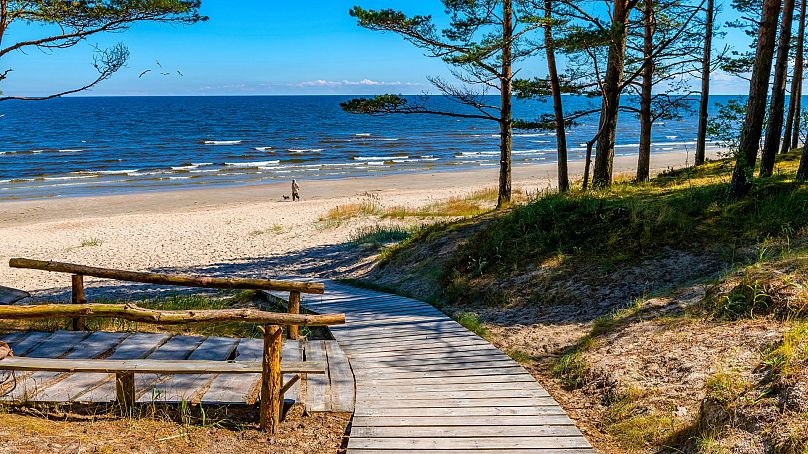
[115, 371, 135, 413]
[260, 324, 283, 433]
[70, 274, 86, 331]
[287, 291, 301, 340]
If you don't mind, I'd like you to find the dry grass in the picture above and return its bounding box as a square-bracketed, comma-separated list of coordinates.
[0, 403, 350, 453]
[319, 188, 503, 228]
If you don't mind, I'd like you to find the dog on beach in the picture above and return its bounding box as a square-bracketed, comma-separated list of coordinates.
[282, 195, 290, 200]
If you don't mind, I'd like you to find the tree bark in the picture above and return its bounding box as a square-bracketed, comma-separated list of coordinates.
[761, 0, 796, 177]
[498, 0, 513, 208]
[695, 0, 714, 165]
[593, 0, 632, 188]
[798, 141, 808, 178]
[792, 82, 803, 149]
[730, 0, 783, 197]
[0, 303, 345, 326]
[637, 0, 655, 182]
[788, 0, 807, 152]
[260, 325, 283, 433]
[544, 0, 569, 192]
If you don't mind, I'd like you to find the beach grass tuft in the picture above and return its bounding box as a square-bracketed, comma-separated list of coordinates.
[79, 237, 103, 247]
[349, 224, 411, 248]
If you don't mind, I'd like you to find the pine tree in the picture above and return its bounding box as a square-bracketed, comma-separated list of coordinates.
[0, 1, 205, 101]
[341, 2, 541, 208]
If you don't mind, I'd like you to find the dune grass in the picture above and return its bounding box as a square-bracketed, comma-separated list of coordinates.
[443, 152, 808, 277]
[319, 188, 501, 229]
[349, 225, 411, 248]
[79, 238, 103, 247]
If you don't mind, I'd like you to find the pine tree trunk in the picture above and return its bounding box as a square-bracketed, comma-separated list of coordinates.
[789, 0, 807, 151]
[792, 82, 803, 149]
[544, 0, 569, 192]
[730, 0, 783, 197]
[695, 0, 714, 165]
[497, 0, 513, 208]
[761, 0, 796, 177]
[798, 142, 808, 178]
[593, 0, 630, 188]
[637, 0, 655, 182]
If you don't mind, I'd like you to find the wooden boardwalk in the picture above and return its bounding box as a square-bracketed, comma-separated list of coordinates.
[300, 282, 594, 453]
[0, 331, 353, 412]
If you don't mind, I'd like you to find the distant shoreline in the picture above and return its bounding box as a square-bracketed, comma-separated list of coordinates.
[0, 147, 716, 293]
[0, 149, 709, 225]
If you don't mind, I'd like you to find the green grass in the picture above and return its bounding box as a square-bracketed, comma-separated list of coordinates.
[444, 152, 808, 277]
[551, 350, 590, 389]
[79, 238, 103, 247]
[704, 368, 750, 404]
[249, 224, 285, 236]
[453, 311, 488, 338]
[349, 225, 411, 248]
[763, 322, 808, 379]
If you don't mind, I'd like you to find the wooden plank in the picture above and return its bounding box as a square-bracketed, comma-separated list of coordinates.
[347, 449, 596, 454]
[354, 343, 504, 358]
[16, 331, 128, 402]
[351, 352, 513, 367]
[352, 406, 569, 417]
[305, 339, 330, 412]
[134, 335, 206, 403]
[325, 340, 354, 412]
[200, 338, 262, 404]
[330, 317, 455, 330]
[358, 382, 546, 395]
[350, 415, 577, 427]
[281, 340, 302, 403]
[356, 389, 550, 400]
[355, 398, 559, 409]
[4, 331, 55, 357]
[352, 366, 529, 380]
[299, 282, 592, 451]
[0, 331, 31, 346]
[68, 333, 182, 403]
[340, 335, 490, 350]
[142, 336, 239, 403]
[37, 332, 168, 402]
[350, 425, 587, 438]
[356, 374, 539, 387]
[347, 437, 592, 449]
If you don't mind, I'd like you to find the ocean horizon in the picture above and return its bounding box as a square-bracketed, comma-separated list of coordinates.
[0, 94, 733, 201]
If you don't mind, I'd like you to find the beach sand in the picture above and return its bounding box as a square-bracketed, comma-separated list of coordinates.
[0, 150, 705, 295]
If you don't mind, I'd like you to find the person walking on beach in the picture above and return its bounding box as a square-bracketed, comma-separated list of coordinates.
[292, 179, 300, 201]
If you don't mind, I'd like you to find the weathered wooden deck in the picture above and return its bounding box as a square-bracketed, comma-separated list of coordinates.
[300, 282, 594, 453]
[0, 331, 354, 412]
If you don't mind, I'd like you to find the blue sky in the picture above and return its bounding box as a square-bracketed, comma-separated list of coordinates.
[1, 0, 749, 97]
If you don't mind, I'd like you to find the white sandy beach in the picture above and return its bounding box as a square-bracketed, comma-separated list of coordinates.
[0, 150, 706, 294]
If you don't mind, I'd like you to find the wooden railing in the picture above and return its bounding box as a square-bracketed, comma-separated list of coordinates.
[9, 258, 322, 338]
[5, 258, 341, 433]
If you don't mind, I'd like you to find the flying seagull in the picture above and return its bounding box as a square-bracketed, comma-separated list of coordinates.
[138, 69, 151, 78]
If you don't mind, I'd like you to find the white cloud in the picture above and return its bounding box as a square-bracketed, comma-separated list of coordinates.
[294, 79, 421, 87]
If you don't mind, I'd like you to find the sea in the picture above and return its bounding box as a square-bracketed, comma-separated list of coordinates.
[0, 95, 732, 201]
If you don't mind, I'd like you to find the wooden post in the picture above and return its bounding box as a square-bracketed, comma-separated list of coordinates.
[70, 274, 86, 331]
[287, 291, 301, 340]
[115, 371, 135, 413]
[260, 324, 283, 433]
